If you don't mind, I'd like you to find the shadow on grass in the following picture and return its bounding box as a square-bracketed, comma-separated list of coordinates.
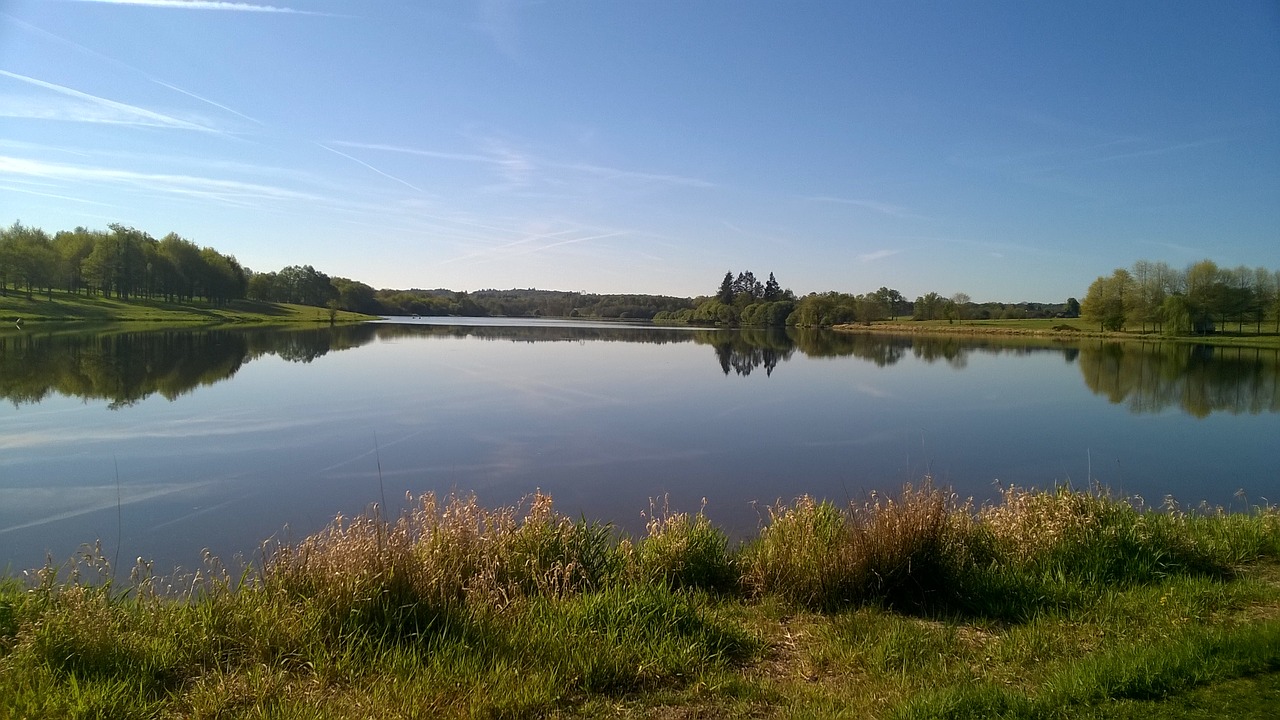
[228, 300, 294, 317]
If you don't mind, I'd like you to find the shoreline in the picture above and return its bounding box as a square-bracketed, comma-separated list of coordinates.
[832, 319, 1280, 349]
[3, 484, 1278, 718]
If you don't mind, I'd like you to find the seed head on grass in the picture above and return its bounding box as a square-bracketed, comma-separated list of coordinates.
[632, 496, 738, 593]
[263, 491, 623, 625]
[742, 481, 969, 611]
[972, 484, 1280, 591]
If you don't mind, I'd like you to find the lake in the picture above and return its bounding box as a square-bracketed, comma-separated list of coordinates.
[2, 319, 1278, 575]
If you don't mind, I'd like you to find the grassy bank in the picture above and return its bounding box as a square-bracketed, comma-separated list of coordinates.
[0, 290, 375, 324]
[834, 318, 1280, 349]
[3, 483, 1279, 719]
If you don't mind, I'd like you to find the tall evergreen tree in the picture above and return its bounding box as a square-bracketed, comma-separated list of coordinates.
[716, 271, 734, 304]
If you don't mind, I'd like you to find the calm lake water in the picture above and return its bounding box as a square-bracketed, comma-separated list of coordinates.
[2, 318, 1278, 574]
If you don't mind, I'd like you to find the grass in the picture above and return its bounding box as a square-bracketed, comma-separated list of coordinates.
[0, 289, 375, 324]
[3, 483, 1280, 718]
[836, 318, 1280, 349]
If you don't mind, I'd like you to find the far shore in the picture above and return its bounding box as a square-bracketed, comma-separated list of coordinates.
[7, 289, 1280, 351]
[0, 291, 376, 325]
[833, 318, 1280, 349]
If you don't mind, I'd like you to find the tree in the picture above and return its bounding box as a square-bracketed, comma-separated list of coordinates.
[913, 292, 945, 320]
[1184, 259, 1224, 332]
[1081, 269, 1134, 331]
[81, 231, 123, 297]
[1130, 260, 1166, 332]
[332, 277, 381, 314]
[763, 272, 782, 301]
[949, 293, 971, 323]
[247, 271, 278, 301]
[1065, 297, 1081, 317]
[52, 228, 98, 295]
[732, 271, 763, 301]
[1161, 295, 1191, 336]
[158, 233, 204, 301]
[716, 272, 734, 304]
[0, 222, 57, 298]
[872, 287, 903, 320]
[1250, 267, 1274, 333]
[1274, 270, 1280, 333]
[275, 265, 337, 307]
[197, 247, 245, 305]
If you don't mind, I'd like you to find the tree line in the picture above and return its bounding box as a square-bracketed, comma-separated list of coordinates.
[654, 271, 1073, 328]
[0, 222, 1070, 326]
[0, 222, 247, 304]
[8, 221, 1277, 336]
[1082, 259, 1280, 335]
[1, 220, 702, 320]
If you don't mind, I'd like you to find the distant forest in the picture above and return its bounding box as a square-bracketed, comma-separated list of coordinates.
[5, 221, 1275, 334]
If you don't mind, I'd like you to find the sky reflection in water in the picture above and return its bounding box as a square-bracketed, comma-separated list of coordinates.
[1, 320, 1277, 574]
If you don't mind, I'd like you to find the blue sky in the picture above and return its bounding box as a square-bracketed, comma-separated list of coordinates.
[1, 1, 1276, 301]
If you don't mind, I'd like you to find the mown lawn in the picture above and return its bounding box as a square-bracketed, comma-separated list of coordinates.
[0, 290, 374, 324]
[838, 318, 1280, 349]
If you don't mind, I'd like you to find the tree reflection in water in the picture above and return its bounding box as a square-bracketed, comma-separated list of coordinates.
[2, 323, 1276, 418]
[1077, 341, 1280, 417]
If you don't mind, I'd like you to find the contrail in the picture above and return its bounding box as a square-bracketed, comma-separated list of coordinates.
[149, 80, 264, 125]
[0, 69, 218, 133]
[317, 143, 427, 194]
[5, 15, 263, 124]
[61, 0, 321, 14]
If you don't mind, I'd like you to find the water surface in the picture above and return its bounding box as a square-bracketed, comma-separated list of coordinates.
[2, 319, 1277, 573]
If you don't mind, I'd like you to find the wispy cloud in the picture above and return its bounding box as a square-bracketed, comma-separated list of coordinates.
[332, 139, 714, 190]
[6, 17, 263, 124]
[1137, 239, 1207, 258]
[951, 133, 1230, 179]
[62, 0, 319, 14]
[1077, 137, 1229, 166]
[329, 141, 495, 165]
[513, 230, 625, 256]
[809, 196, 915, 218]
[437, 226, 625, 266]
[857, 249, 901, 263]
[0, 183, 118, 207]
[481, 138, 535, 190]
[722, 221, 795, 249]
[0, 138, 93, 158]
[0, 70, 218, 132]
[0, 155, 319, 205]
[437, 228, 577, 265]
[565, 163, 714, 189]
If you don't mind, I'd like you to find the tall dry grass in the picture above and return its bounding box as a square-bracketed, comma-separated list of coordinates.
[741, 481, 969, 610]
[976, 484, 1278, 583]
[626, 497, 737, 592]
[264, 492, 623, 627]
[4, 483, 1280, 718]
